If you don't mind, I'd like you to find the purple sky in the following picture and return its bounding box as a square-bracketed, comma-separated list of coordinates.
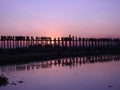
[0, 0, 120, 38]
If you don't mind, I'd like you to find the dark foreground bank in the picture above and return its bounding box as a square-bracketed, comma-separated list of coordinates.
[0, 48, 120, 65]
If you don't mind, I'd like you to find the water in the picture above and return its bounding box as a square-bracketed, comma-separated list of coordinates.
[0, 55, 120, 90]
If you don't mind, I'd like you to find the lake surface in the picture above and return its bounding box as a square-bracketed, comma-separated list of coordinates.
[0, 55, 120, 90]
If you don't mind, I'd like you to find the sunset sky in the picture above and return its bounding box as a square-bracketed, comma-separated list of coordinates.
[0, 0, 120, 38]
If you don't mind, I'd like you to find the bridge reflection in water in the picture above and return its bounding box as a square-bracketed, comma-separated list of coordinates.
[0, 55, 120, 72]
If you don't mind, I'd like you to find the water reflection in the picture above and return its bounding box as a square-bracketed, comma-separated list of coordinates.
[0, 55, 120, 73]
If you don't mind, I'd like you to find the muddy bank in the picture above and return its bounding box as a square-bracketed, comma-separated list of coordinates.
[0, 75, 8, 87]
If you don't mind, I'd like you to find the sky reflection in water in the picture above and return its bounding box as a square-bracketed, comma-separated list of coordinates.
[0, 55, 120, 90]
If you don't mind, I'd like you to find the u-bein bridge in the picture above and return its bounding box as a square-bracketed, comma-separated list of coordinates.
[0, 35, 120, 50]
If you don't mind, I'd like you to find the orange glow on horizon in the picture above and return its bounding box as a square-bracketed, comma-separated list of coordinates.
[46, 32, 61, 39]
[43, 28, 62, 39]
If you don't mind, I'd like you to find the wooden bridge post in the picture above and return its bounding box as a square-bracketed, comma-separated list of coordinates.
[12, 36, 14, 49]
[54, 38, 56, 47]
[99, 39, 101, 48]
[91, 39, 94, 48]
[65, 39, 67, 47]
[97, 38, 100, 48]
[61, 38, 64, 47]
[15, 36, 16, 48]
[101, 39, 103, 48]
[75, 36, 77, 51]
[119, 39, 120, 47]
[110, 38, 112, 48]
[72, 36, 74, 47]
[107, 39, 109, 47]
[18, 36, 20, 48]
[0, 37, 1, 48]
[88, 38, 91, 48]
[79, 37, 81, 50]
[94, 39, 96, 48]
[10, 36, 12, 49]
[58, 37, 60, 47]
[69, 35, 71, 47]
[25, 36, 27, 47]
[7, 36, 9, 49]
[23, 36, 25, 48]
[26, 36, 29, 48]
[75, 36, 77, 47]
[0, 36, 3, 49]
[82, 38, 85, 48]
[3, 36, 5, 49]
[50, 38, 52, 47]
[35, 37, 37, 46]
[85, 38, 87, 47]
[30, 36, 32, 46]
[95, 39, 97, 48]
[20, 36, 22, 48]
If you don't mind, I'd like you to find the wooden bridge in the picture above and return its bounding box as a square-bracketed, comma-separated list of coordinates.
[0, 35, 120, 49]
